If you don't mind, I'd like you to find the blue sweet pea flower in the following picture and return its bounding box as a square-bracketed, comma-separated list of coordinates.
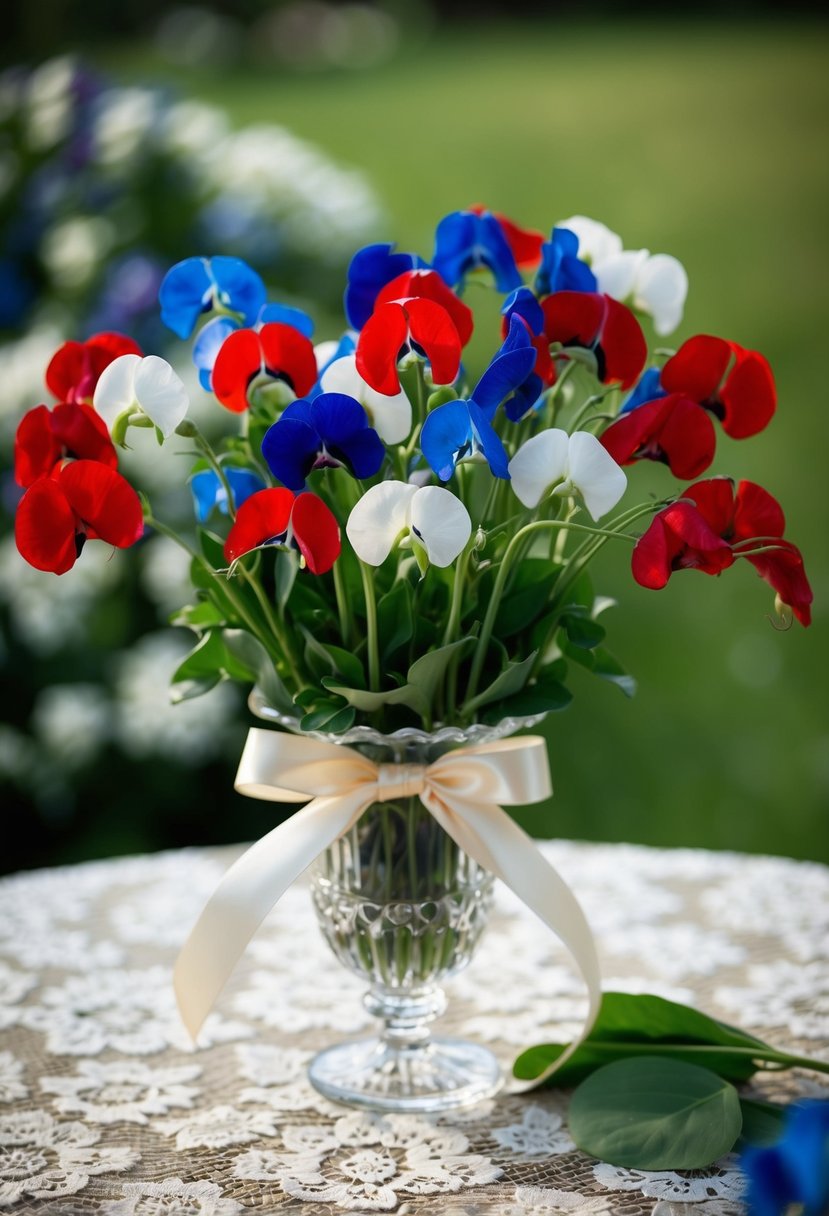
[421, 316, 536, 481]
[159, 256, 267, 339]
[262, 392, 385, 491]
[433, 209, 523, 293]
[500, 289, 546, 420]
[345, 243, 427, 330]
[741, 1100, 829, 1216]
[620, 366, 667, 413]
[535, 227, 598, 297]
[190, 467, 266, 523]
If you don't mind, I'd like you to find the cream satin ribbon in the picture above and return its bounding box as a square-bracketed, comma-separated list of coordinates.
[174, 728, 601, 1088]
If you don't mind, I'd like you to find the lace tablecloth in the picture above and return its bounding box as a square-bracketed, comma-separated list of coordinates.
[1, 840, 827, 1214]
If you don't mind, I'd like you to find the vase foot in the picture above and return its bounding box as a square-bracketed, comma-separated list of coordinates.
[308, 1036, 502, 1113]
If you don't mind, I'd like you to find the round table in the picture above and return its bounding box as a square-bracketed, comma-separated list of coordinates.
[1, 840, 827, 1214]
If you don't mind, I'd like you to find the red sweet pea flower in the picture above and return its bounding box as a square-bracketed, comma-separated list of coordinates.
[541, 291, 647, 390]
[601, 393, 716, 481]
[661, 334, 775, 439]
[15, 460, 144, 575]
[224, 487, 340, 575]
[374, 269, 474, 347]
[211, 322, 318, 414]
[356, 297, 463, 396]
[475, 207, 545, 270]
[632, 477, 812, 625]
[46, 332, 143, 404]
[14, 402, 118, 488]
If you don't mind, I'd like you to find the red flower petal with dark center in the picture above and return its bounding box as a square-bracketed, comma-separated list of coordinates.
[291, 493, 341, 574]
[731, 479, 786, 542]
[258, 323, 318, 399]
[661, 334, 731, 401]
[375, 270, 474, 346]
[404, 297, 462, 387]
[46, 332, 143, 404]
[14, 402, 117, 487]
[15, 477, 79, 574]
[542, 291, 646, 389]
[601, 394, 716, 480]
[662, 335, 776, 440]
[631, 500, 734, 590]
[213, 324, 317, 413]
[356, 298, 462, 396]
[59, 460, 144, 549]
[682, 476, 740, 538]
[719, 347, 776, 438]
[224, 488, 295, 562]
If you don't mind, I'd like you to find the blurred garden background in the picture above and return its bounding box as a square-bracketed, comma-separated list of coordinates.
[1, 4, 827, 874]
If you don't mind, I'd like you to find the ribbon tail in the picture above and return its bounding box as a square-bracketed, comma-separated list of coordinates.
[423, 793, 601, 1090]
[174, 791, 367, 1041]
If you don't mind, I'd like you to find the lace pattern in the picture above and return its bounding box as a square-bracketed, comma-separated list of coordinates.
[0, 840, 826, 1213]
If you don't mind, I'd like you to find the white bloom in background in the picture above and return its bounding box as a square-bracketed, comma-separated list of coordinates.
[22, 56, 76, 150]
[509, 429, 627, 520]
[558, 214, 688, 335]
[0, 325, 64, 430]
[160, 99, 229, 159]
[94, 353, 189, 439]
[347, 481, 471, 568]
[114, 632, 240, 764]
[140, 536, 196, 613]
[31, 683, 111, 770]
[93, 86, 159, 165]
[40, 215, 116, 291]
[321, 353, 411, 443]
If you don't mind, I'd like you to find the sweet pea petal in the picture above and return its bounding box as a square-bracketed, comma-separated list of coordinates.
[594, 249, 648, 301]
[566, 430, 627, 520]
[258, 302, 314, 338]
[508, 429, 570, 508]
[15, 477, 78, 574]
[193, 316, 238, 391]
[212, 328, 262, 413]
[59, 460, 144, 549]
[209, 256, 267, 326]
[719, 348, 776, 439]
[258, 323, 318, 399]
[557, 216, 623, 265]
[291, 493, 341, 574]
[634, 253, 688, 335]
[223, 487, 295, 562]
[472, 314, 536, 417]
[346, 480, 418, 566]
[355, 302, 410, 396]
[631, 501, 734, 590]
[190, 468, 265, 523]
[404, 297, 463, 386]
[262, 417, 321, 491]
[421, 399, 474, 482]
[410, 485, 471, 567]
[93, 353, 141, 431]
[468, 401, 510, 479]
[345, 243, 426, 330]
[133, 355, 189, 437]
[320, 354, 411, 444]
[159, 257, 213, 339]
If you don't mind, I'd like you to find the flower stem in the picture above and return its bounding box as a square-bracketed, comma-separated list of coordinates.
[359, 560, 381, 692]
[237, 563, 307, 691]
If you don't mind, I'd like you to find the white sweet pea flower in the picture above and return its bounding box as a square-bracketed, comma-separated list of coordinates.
[631, 252, 688, 336]
[347, 480, 471, 567]
[94, 354, 189, 439]
[509, 429, 627, 521]
[320, 353, 411, 444]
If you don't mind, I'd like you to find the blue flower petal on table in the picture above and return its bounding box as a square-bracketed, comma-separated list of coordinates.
[535, 226, 598, 297]
[190, 467, 266, 522]
[433, 209, 522, 293]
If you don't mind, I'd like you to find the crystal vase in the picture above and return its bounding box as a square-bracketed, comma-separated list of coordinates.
[251, 703, 542, 1113]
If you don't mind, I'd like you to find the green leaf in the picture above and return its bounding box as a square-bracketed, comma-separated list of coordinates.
[170, 630, 254, 703]
[480, 669, 573, 724]
[169, 599, 227, 630]
[560, 638, 637, 697]
[562, 612, 606, 650]
[406, 636, 475, 710]
[300, 701, 356, 733]
[513, 991, 776, 1086]
[198, 528, 227, 570]
[274, 551, 299, 613]
[569, 1057, 743, 1170]
[464, 651, 538, 713]
[377, 581, 414, 660]
[321, 678, 429, 718]
[223, 629, 295, 715]
[738, 1099, 786, 1148]
[300, 626, 366, 688]
[494, 560, 558, 637]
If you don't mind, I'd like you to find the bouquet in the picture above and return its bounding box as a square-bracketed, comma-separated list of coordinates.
[12, 206, 812, 738]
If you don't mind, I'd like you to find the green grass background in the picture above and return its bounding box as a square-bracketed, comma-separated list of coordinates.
[96, 19, 827, 860]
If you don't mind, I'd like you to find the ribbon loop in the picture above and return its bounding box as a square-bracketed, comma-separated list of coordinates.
[174, 727, 602, 1090]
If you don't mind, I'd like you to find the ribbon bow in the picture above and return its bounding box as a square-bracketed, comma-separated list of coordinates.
[174, 729, 601, 1088]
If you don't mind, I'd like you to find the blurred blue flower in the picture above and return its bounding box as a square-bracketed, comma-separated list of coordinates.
[190, 467, 265, 523]
[741, 1100, 829, 1216]
[620, 366, 667, 413]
